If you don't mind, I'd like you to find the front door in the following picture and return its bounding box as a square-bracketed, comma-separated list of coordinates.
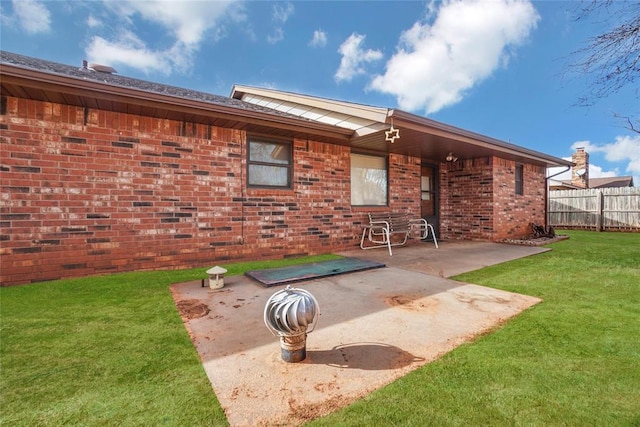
[420, 164, 439, 237]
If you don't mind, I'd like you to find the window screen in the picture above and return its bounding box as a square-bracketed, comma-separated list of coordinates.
[351, 153, 388, 206]
[247, 138, 292, 188]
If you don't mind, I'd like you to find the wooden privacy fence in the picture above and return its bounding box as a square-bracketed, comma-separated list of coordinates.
[548, 187, 640, 231]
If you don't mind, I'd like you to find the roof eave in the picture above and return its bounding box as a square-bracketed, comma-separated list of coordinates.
[389, 109, 571, 168]
[0, 64, 354, 143]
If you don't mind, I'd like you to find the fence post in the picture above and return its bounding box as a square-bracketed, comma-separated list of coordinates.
[596, 190, 603, 232]
[548, 187, 640, 230]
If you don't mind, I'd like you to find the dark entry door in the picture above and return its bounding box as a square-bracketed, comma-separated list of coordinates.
[420, 164, 439, 237]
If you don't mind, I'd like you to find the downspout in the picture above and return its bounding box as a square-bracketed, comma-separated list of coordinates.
[545, 165, 572, 228]
[239, 132, 246, 245]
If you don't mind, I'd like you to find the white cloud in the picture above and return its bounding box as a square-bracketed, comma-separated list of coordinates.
[335, 33, 383, 82]
[572, 135, 640, 175]
[110, 1, 232, 46]
[369, 0, 540, 114]
[86, 0, 240, 74]
[267, 27, 285, 44]
[272, 2, 293, 23]
[267, 2, 293, 44]
[549, 136, 640, 186]
[310, 29, 327, 47]
[589, 164, 619, 178]
[86, 14, 102, 28]
[86, 32, 171, 74]
[548, 156, 618, 181]
[12, 0, 50, 34]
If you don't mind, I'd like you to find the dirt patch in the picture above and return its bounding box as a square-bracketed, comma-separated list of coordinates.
[385, 294, 439, 312]
[314, 381, 338, 393]
[176, 299, 210, 320]
[251, 394, 355, 427]
[282, 394, 358, 426]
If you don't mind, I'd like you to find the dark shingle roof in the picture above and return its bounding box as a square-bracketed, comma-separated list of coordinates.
[555, 176, 635, 189]
[589, 176, 635, 188]
[0, 50, 308, 121]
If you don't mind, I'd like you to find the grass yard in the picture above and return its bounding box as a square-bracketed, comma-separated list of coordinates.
[1, 231, 639, 426]
[0, 254, 340, 426]
[311, 230, 640, 426]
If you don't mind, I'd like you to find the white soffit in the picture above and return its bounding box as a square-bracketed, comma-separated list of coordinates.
[232, 85, 389, 136]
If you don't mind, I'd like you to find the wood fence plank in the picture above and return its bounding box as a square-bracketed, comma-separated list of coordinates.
[548, 187, 640, 230]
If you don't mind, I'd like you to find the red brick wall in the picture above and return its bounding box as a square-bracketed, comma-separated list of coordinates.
[439, 157, 495, 240]
[492, 158, 546, 240]
[0, 97, 422, 285]
[439, 157, 546, 241]
[388, 154, 422, 210]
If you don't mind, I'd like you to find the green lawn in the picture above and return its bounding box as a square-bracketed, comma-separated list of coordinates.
[0, 254, 340, 426]
[311, 231, 640, 426]
[1, 231, 639, 426]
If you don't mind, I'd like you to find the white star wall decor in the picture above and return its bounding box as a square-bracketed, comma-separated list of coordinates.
[385, 125, 400, 143]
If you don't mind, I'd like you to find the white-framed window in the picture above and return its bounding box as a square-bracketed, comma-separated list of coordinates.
[351, 153, 388, 206]
[247, 137, 292, 188]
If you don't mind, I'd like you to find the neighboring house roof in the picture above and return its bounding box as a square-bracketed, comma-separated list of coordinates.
[550, 176, 635, 190]
[548, 180, 582, 190]
[232, 85, 571, 168]
[1, 50, 570, 168]
[589, 176, 635, 188]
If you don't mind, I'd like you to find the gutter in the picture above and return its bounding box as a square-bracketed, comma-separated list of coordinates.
[544, 165, 572, 229]
[389, 109, 572, 168]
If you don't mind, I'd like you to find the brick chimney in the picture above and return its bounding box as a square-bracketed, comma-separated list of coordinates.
[571, 148, 589, 188]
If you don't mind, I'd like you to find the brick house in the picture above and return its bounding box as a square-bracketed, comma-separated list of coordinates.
[0, 51, 570, 285]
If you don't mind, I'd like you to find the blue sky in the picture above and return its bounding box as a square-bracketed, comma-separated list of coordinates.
[1, 0, 638, 184]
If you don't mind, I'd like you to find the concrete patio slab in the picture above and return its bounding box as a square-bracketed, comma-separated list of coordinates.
[171, 241, 548, 426]
[338, 239, 551, 278]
